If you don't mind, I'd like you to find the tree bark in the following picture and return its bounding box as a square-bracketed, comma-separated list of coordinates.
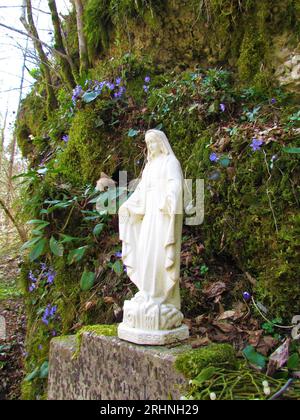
[47, 0, 76, 89]
[0, 108, 8, 171]
[73, 0, 90, 76]
[20, 0, 58, 113]
[0, 197, 27, 242]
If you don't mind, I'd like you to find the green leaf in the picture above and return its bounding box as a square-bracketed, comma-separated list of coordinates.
[27, 219, 50, 227]
[155, 123, 163, 130]
[29, 238, 47, 262]
[95, 117, 104, 128]
[25, 367, 40, 382]
[219, 157, 231, 167]
[93, 223, 104, 236]
[128, 129, 140, 137]
[80, 270, 95, 291]
[192, 367, 216, 385]
[82, 91, 100, 103]
[287, 353, 300, 370]
[39, 361, 49, 379]
[67, 246, 88, 265]
[50, 236, 64, 257]
[283, 147, 300, 154]
[20, 236, 43, 252]
[243, 345, 266, 369]
[59, 234, 80, 243]
[112, 260, 123, 276]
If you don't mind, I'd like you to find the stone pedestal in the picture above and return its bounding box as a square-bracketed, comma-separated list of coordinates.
[118, 294, 189, 345]
[48, 330, 191, 400]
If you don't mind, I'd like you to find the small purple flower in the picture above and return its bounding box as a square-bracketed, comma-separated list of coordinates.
[115, 251, 122, 258]
[143, 85, 149, 93]
[123, 266, 127, 273]
[220, 103, 226, 112]
[62, 135, 69, 143]
[38, 345, 43, 350]
[250, 138, 264, 152]
[105, 82, 115, 91]
[29, 283, 36, 292]
[40, 263, 47, 271]
[209, 153, 219, 162]
[72, 85, 83, 104]
[51, 330, 57, 337]
[46, 271, 56, 284]
[271, 98, 276, 104]
[116, 77, 122, 86]
[28, 270, 37, 282]
[243, 291, 251, 301]
[144, 76, 151, 84]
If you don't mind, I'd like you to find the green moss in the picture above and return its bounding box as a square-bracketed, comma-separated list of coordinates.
[73, 324, 118, 358]
[175, 344, 237, 379]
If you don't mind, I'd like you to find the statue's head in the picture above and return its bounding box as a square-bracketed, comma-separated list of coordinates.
[145, 129, 173, 161]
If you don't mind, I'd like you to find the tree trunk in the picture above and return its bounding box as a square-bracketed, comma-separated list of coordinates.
[0, 198, 27, 242]
[21, 0, 58, 113]
[73, 0, 90, 76]
[47, 0, 76, 89]
[0, 108, 8, 171]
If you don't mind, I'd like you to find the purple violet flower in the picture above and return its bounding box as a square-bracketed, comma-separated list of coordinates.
[28, 270, 37, 282]
[243, 291, 251, 301]
[271, 98, 276, 104]
[144, 76, 151, 83]
[46, 271, 56, 285]
[250, 138, 264, 152]
[143, 85, 149, 93]
[62, 135, 69, 143]
[116, 77, 122, 86]
[220, 103, 226, 112]
[72, 85, 83, 104]
[29, 284, 36, 292]
[115, 251, 122, 258]
[209, 153, 219, 162]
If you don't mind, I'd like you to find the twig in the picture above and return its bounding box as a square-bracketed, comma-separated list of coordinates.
[269, 379, 294, 400]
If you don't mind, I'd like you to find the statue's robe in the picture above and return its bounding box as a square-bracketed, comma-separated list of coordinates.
[119, 153, 183, 309]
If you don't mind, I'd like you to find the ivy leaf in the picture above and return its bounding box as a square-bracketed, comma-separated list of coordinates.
[80, 270, 95, 291]
[50, 236, 64, 257]
[128, 129, 140, 137]
[82, 91, 100, 103]
[67, 246, 88, 265]
[93, 223, 104, 236]
[243, 345, 266, 369]
[111, 260, 124, 276]
[29, 238, 47, 262]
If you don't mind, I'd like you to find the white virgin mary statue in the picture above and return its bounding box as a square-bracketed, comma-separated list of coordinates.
[118, 129, 189, 345]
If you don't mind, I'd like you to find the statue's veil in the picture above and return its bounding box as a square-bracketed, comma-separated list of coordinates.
[145, 129, 176, 161]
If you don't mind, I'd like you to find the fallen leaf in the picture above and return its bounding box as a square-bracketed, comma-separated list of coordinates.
[267, 338, 291, 376]
[191, 335, 212, 348]
[217, 310, 236, 321]
[212, 321, 236, 333]
[203, 281, 227, 299]
[257, 336, 278, 356]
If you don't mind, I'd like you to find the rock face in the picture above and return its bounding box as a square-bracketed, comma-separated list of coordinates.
[48, 332, 190, 400]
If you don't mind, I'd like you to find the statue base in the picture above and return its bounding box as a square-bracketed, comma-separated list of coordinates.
[118, 323, 189, 346]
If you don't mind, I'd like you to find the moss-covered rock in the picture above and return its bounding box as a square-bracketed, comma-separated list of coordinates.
[175, 343, 237, 378]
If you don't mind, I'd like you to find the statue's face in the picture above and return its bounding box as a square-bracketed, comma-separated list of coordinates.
[145, 133, 162, 158]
